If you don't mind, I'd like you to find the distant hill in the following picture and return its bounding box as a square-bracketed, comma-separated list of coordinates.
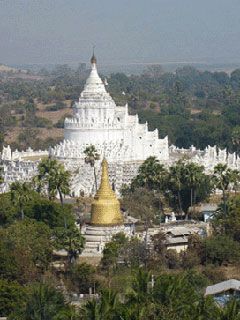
[0, 64, 27, 73]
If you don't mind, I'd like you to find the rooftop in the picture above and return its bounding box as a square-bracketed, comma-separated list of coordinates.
[205, 279, 240, 296]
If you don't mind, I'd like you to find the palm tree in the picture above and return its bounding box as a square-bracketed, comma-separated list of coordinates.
[230, 169, 240, 195]
[12, 282, 69, 320]
[169, 160, 184, 214]
[81, 299, 101, 320]
[213, 164, 234, 214]
[10, 181, 31, 219]
[232, 125, 240, 156]
[184, 162, 206, 219]
[0, 165, 4, 185]
[81, 289, 120, 320]
[54, 169, 71, 205]
[36, 158, 70, 204]
[132, 156, 168, 191]
[84, 145, 100, 192]
[54, 226, 85, 263]
[125, 268, 152, 319]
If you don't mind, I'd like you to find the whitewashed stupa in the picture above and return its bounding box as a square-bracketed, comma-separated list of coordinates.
[51, 54, 169, 162]
[3, 54, 239, 197]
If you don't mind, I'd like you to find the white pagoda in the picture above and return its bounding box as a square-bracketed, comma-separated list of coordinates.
[51, 54, 169, 162]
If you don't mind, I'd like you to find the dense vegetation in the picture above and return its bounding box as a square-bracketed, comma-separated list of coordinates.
[0, 156, 239, 318]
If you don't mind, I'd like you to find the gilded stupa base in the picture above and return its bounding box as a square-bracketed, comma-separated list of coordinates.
[80, 224, 134, 257]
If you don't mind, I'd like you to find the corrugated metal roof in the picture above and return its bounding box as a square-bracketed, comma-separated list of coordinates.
[205, 279, 240, 296]
[167, 227, 192, 236]
[167, 236, 188, 244]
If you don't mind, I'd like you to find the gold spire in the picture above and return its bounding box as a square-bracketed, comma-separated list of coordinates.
[90, 159, 123, 226]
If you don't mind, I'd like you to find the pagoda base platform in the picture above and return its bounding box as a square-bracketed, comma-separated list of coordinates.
[80, 224, 134, 257]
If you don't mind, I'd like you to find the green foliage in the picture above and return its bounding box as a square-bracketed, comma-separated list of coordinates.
[2, 64, 240, 153]
[203, 235, 240, 266]
[84, 145, 100, 192]
[101, 232, 128, 269]
[131, 156, 168, 190]
[213, 195, 240, 242]
[10, 181, 32, 219]
[0, 279, 26, 317]
[34, 116, 53, 128]
[9, 282, 72, 320]
[53, 226, 85, 262]
[69, 263, 96, 294]
[122, 187, 160, 227]
[24, 197, 75, 229]
[0, 219, 52, 283]
[36, 158, 71, 204]
[126, 157, 212, 216]
[46, 101, 66, 111]
[213, 164, 240, 213]
[0, 193, 17, 225]
[0, 189, 75, 229]
[167, 160, 212, 213]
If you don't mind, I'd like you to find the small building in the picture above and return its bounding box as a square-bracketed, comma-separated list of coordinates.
[165, 227, 193, 253]
[205, 279, 240, 306]
[189, 203, 218, 222]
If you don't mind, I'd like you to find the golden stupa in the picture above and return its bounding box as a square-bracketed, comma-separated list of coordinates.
[90, 158, 123, 226]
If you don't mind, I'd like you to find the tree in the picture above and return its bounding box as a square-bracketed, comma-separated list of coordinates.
[84, 145, 100, 193]
[230, 169, 240, 194]
[10, 181, 31, 219]
[0, 219, 52, 284]
[36, 158, 71, 204]
[213, 164, 236, 214]
[203, 235, 240, 266]
[9, 282, 72, 320]
[168, 160, 185, 214]
[184, 162, 212, 218]
[0, 193, 18, 225]
[232, 126, 240, 155]
[131, 156, 168, 191]
[213, 195, 240, 242]
[54, 226, 85, 263]
[151, 231, 168, 266]
[0, 165, 4, 185]
[69, 263, 96, 294]
[167, 160, 212, 216]
[122, 188, 159, 253]
[81, 289, 120, 320]
[153, 273, 202, 319]
[101, 232, 128, 270]
[185, 162, 204, 209]
[0, 279, 25, 317]
[125, 269, 153, 320]
[24, 196, 75, 229]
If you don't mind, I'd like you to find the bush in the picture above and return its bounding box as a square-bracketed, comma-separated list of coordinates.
[202, 265, 226, 283]
[46, 102, 66, 112]
[0, 279, 26, 317]
[69, 263, 97, 294]
[203, 235, 240, 266]
[35, 116, 53, 128]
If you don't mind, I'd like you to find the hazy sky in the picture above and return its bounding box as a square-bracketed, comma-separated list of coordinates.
[0, 0, 240, 65]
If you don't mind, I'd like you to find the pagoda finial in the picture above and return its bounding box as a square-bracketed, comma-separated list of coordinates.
[91, 45, 97, 65]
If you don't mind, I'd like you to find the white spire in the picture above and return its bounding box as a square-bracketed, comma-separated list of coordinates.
[79, 54, 112, 100]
